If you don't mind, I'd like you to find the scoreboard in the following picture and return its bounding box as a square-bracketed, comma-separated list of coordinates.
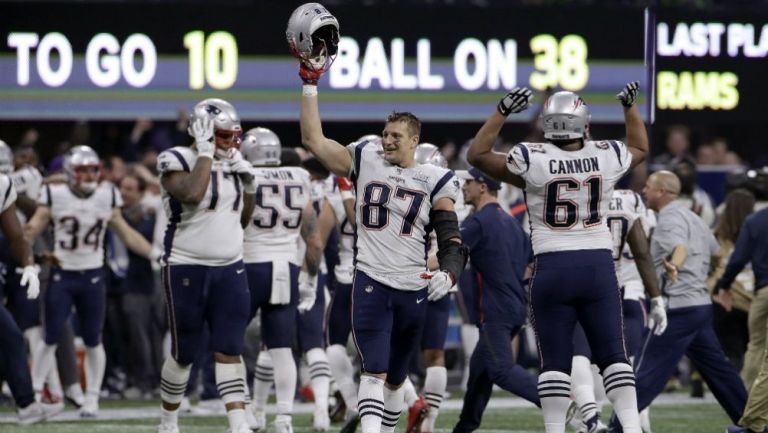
[0, 2, 647, 122]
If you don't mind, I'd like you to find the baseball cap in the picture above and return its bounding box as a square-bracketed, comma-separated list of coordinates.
[456, 167, 501, 191]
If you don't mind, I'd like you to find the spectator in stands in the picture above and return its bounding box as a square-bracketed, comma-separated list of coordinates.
[652, 125, 692, 168]
[673, 156, 716, 227]
[708, 189, 756, 371]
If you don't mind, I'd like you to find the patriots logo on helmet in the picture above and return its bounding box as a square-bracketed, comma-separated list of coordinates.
[205, 105, 222, 116]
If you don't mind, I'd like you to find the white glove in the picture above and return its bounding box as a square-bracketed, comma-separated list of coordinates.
[497, 87, 532, 116]
[149, 247, 163, 264]
[421, 271, 455, 302]
[18, 265, 41, 300]
[229, 150, 257, 193]
[191, 117, 215, 159]
[297, 270, 318, 313]
[647, 296, 668, 336]
[616, 81, 640, 107]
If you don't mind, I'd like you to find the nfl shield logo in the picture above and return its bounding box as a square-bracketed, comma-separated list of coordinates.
[365, 285, 374, 293]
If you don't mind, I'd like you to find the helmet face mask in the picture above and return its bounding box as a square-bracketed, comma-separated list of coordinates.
[541, 91, 590, 141]
[64, 145, 101, 194]
[188, 98, 242, 159]
[286, 3, 340, 74]
[241, 127, 281, 166]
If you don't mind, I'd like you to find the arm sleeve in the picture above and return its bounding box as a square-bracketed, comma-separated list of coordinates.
[346, 139, 374, 179]
[505, 143, 531, 177]
[111, 184, 124, 209]
[717, 221, 753, 289]
[0, 175, 17, 212]
[431, 172, 460, 206]
[157, 148, 191, 174]
[606, 140, 633, 179]
[652, 215, 688, 256]
[37, 184, 51, 207]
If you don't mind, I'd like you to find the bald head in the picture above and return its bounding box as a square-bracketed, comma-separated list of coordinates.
[649, 170, 681, 196]
[644, 170, 681, 211]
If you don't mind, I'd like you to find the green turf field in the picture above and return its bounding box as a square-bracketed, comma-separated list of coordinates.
[0, 400, 731, 433]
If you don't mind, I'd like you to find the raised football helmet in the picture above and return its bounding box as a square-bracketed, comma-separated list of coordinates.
[541, 91, 590, 141]
[241, 127, 281, 166]
[286, 2, 340, 73]
[188, 98, 242, 159]
[0, 140, 13, 175]
[64, 145, 101, 194]
[415, 143, 447, 168]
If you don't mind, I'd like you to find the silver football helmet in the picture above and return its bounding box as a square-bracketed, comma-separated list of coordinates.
[0, 140, 13, 175]
[188, 98, 242, 159]
[541, 91, 590, 140]
[415, 143, 447, 168]
[286, 2, 340, 73]
[64, 145, 101, 193]
[241, 127, 281, 166]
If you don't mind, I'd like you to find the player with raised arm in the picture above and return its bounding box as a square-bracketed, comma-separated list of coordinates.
[238, 127, 323, 433]
[153, 99, 257, 433]
[25, 145, 158, 418]
[467, 82, 649, 433]
[288, 5, 467, 433]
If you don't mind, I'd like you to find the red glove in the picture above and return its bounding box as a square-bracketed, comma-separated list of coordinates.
[299, 62, 323, 85]
[336, 176, 353, 191]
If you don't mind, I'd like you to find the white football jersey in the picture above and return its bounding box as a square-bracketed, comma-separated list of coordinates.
[0, 174, 18, 213]
[243, 166, 312, 264]
[38, 182, 121, 271]
[506, 140, 632, 255]
[348, 139, 460, 291]
[326, 185, 355, 284]
[157, 147, 244, 266]
[616, 194, 657, 300]
[606, 189, 645, 298]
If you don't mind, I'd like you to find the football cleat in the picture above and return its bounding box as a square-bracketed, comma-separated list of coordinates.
[157, 423, 180, 433]
[78, 393, 99, 418]
[17, 401, 64, 425]
[329, 390, 347, 423]
[313, 407, 330, 431]
[405, 396, 429, 433]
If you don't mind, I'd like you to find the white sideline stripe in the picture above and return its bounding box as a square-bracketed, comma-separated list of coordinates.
[0, 393, 717, 424]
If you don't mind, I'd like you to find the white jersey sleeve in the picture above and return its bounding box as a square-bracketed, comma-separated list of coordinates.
[0, 174, 17, 212]
[617, 194, 656, 300]
[158, 146, 244, 266]
[243, 167, 312, 264]
[512, 140, 633, 255]
[606, 190, 644, 295]
[45, 183, 118, 271]
[11, 166, 43, 198]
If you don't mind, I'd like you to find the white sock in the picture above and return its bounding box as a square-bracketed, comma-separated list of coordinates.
[640, 407, 652, 432]
[571, 356, 598, 421]
[401, 377, 418, 407]
[538, 370, 571, 433]
[84, 344, 106, 396]
[270, 348, 297, 415]
[358, 375, 384, 433]
[460, 324, 479, 390]
[327, 344, 358, 410]
[227, 408, 247, 431]
[306, 348, 331, 413]
[381, 386, 404, 433]
[160, 357, 191, 405]
[603, 363, 640, 433]
[217, 362, 247, 430]
[31, 342, 57, 396]
[422, 366, 446, 432]
[591, 363, 606, 413]
[160, 407, 179, 426]
[252, 350, 273, 413]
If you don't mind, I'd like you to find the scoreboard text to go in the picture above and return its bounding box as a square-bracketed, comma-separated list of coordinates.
[7, 31, 238, 90]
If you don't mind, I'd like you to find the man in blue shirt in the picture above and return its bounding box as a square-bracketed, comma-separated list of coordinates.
[717, 206, 768, 433]
[452, 167, 540, 433]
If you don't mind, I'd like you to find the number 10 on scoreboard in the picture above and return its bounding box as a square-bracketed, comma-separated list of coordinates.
[183, 31, 238, 90]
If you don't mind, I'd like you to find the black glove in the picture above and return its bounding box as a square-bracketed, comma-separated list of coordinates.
[497, 87, 533, 116]
[616, 81, 640, 107]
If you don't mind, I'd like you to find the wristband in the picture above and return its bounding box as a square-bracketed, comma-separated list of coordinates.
[341, 190, 354, 201]
[303, 84, 318, 97]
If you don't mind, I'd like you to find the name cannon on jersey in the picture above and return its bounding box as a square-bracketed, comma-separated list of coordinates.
[257, 169, 302, 181]
[548, 157, 600, 175]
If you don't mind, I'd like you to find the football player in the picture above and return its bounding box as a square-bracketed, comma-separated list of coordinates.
[291, 6, 467, 433]
[467, 82, 649, 433]
[25, 145, 159, 418]
[153, 98, 256, 433]
[239, 127, 322, 433]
